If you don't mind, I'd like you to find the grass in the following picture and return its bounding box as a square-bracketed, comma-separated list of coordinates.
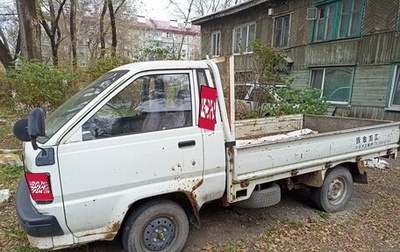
[220, 241, 247, 252]
[0, 165, 24, 190]
[317, 211, 332, 220]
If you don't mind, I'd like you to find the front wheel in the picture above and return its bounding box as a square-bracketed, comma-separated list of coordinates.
[312, 166, 354, 212]
[122, 200, 189, 252]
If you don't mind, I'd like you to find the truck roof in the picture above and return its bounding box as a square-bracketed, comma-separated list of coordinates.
[111, 60, 210, 73]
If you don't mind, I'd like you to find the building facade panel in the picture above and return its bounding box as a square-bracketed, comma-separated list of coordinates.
[193, 0, 400, 120]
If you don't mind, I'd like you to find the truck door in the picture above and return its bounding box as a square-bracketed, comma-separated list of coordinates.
[57, 70, 205, 236]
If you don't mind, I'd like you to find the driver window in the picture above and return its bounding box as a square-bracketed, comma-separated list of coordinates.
[82, 73, 192, 141]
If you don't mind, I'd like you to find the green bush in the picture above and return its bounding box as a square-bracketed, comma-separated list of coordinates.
[87, 54, 132, 80]
[238, 40, 328, 119]
[0, 73, 15, 108]
[6, 60, 79, 114]
[242, 85, 329, 119]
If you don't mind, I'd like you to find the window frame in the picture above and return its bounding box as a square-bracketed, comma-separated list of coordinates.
[309, 66, 354, 105]
[312, 0, 364, 43]
[211, 31, 221, 57]
[232, 22, 256, 54]
[388, 64, 400, 110]
[272, 14, 291, 48]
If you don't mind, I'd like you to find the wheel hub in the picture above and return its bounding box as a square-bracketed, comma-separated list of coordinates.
[143, 217, 175, 251]
[328, 178, 347, 205]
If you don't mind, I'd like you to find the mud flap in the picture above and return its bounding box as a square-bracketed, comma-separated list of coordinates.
[353, 171, 368, 184]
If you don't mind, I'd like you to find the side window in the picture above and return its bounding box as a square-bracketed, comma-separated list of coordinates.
[82, 73, 192, 141]
[312, 0, 364, 42]
[211, 31, 221, 57]
[273, 14, 290, 48]
[388, 65, 400, 109]
[310, 67, 353, 104]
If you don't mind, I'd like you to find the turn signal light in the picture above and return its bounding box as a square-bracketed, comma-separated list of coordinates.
[25, 173, 54, 203]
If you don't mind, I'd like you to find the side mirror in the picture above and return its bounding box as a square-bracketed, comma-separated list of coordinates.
[13, 118, 30, 141]
[28, 108, 46, 150]
[28, 108, 45, 137]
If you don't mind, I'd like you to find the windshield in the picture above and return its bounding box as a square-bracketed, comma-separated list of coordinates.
[38, 70, 129, 142]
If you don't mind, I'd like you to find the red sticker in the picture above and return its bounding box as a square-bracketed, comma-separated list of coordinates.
[199, 86, 217, 131]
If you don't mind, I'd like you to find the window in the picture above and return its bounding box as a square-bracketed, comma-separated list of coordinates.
[82, 73, 192, 141]
[273, 15, 290, 48]
[211, 31, 221, 56]
[233, 23, 256, 54]
[389, 65, 400, 109]
[313, 0, 363, 42]
[310, 67, 353, 104]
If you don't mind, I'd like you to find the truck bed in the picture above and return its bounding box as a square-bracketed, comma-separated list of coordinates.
[228, 115, 400, 202]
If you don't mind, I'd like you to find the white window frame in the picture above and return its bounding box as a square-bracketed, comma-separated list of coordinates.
[388, 64, 400, 110]
[310, 67, 354, 105]
[211, 31, 221, 57]
[272, 14, 291, 48]
[232, 22, 256, 54]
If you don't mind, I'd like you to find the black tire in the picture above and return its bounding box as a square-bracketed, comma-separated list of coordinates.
[233, 183, 281, 209]
[122, 200, 189, 252]
[312, 166, 353, 213]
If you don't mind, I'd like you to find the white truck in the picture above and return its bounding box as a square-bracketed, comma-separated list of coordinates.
[14, 59, 400, 251]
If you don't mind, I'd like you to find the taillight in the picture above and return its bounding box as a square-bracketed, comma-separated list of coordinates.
[25, 173, 54, 203]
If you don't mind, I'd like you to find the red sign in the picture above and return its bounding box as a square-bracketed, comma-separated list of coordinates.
[199, 86, 217, 131]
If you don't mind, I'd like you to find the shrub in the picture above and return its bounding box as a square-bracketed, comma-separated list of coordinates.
[241, 85, 329, 119]
[238, 40, 329, 119]
[6, 60, 79, 114]
[87, 54, 132, 80]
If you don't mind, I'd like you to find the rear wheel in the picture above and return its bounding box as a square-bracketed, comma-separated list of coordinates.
[312, 166, 353, 212]
[122, 200, 189, 252]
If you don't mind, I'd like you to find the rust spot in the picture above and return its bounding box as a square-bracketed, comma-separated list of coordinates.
[240, 180, 250, 188]
[228, 147, 234, 164]
[191, 178, 204, 191]
[104, 233, 114, 240]
[103, 221, 121, 240]
[290, 169, 299, 176]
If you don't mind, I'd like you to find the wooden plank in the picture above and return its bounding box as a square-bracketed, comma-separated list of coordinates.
[235, 114, 304, 139]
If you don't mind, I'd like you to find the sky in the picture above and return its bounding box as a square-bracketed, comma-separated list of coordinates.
[0, 0, 181, 22]
[142, 0, 175, 21]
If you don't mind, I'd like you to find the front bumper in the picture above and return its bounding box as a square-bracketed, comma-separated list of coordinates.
[16, 177, 64, 237]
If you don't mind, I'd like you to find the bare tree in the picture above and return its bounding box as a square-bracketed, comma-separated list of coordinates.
[108, 0, 117, 56]
[169, 0, 248, 19]
[99, 0, 107, 58]
[16, 0, 42, 61]
[37, 0, 68, 65]
[0, 3, 20, 68]
[0, 38, 13, 68]
[70, 0, 77, 67]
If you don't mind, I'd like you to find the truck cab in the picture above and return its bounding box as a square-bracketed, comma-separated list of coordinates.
[15, 60, 227, 251]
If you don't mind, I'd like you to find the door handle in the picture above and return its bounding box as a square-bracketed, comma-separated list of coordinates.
[178, 140, 196, 148]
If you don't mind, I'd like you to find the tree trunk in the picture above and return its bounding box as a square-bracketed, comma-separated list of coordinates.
[108, 0, 117, 57]
[99, 0, 108, 58]
[0, 40, 12, 68]
[176, 0, 194, 60]
[16, 0, 42, 61]
[70, 0, 77, 67]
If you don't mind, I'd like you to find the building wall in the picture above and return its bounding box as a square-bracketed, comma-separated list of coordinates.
[197, 0, 400, 120]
